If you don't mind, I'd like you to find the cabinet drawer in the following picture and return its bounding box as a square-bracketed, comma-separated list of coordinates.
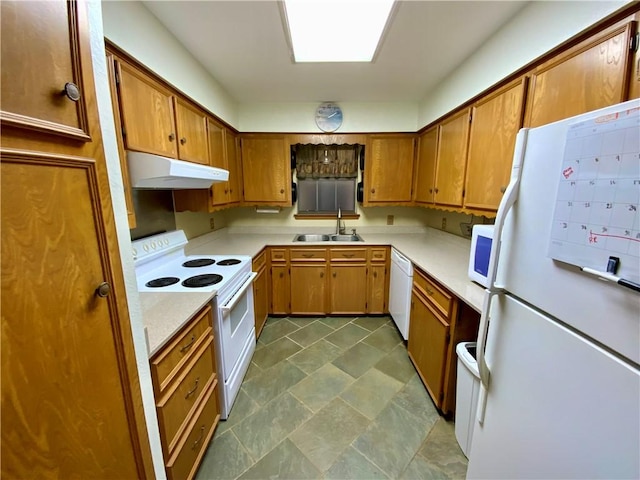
[157, 337, 216, 455]
[330, 248, 367, 261]
[150, 306, 212, 397]
[413, 270, 453, 318]
[165, 380, 220, 480]
[369, 247, 388, 262]
[270, 248, 288, 262]
[253, 249, 267, 272]
[290, 248, 327, 261]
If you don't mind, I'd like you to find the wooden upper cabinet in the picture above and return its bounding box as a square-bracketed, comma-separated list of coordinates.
[240, 135, 291, 205]
[434, 109, 471, 207]
[116, 61, 177, 158]
[414, 126, 438, 205]
[0, 1, 90, 141]
[364, 134, 415, 205]
[226, 130, 242, 204]
[525, 21, 635, 128]
[464, 77, 527, 211]
[174, 98, 209, 164]
[208, 118, 228, 207]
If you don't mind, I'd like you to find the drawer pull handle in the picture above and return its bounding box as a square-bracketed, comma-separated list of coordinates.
[191, 425, 205, 450]
[180, 335, 196, 353]
[343, 253, 354, 258]
[185, 377, 200, 398]
[302, 253, 314, 258]
[426, 288, 434, 295]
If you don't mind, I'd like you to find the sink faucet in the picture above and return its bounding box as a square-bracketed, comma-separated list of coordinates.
[336, 208, 346, 235]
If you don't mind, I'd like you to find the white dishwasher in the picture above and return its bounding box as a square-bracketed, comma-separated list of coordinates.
[389, 248, 413, 340]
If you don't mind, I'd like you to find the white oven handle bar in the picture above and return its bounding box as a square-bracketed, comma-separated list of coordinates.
[220, 272, 257, 314]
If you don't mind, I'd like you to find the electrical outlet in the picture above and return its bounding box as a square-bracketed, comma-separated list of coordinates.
[209, 217, 215, 230]
[461, 223, 473, 237]
[387, 215, 394, 225]
[441, 217, 447, 230]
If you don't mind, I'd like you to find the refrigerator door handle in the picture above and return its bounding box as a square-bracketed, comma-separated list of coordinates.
[476, 289, 500, 424]
[487, 128, 528, 290]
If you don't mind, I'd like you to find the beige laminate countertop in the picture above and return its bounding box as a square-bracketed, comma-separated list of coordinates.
[138, 227, 485, 358]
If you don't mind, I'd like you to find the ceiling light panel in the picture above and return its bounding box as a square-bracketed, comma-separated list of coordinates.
[284, 0, 395, 62]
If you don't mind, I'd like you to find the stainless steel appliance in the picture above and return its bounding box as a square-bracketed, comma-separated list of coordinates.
[132, 230, 256, 419]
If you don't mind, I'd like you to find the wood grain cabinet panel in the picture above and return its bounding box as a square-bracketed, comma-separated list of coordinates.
[413, 126, 438, 205]
[434, 109, 471, 207]
[270, 263, 290, 315]
[291, 264, 327, 315]
[174, 98, 209, 165]
[252, 250, 269, 338]
[241, 135, 291, 205]
[464, 78, 526, 211]
[330, 264, 368, 314]
[364, 134, 415, 205]
[525, 22, 635, 128]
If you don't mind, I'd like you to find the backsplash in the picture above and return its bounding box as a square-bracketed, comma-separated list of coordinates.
[129, 190, 176, 240]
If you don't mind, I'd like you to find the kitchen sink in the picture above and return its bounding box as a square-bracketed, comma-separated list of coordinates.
[292, 233, 364, 242]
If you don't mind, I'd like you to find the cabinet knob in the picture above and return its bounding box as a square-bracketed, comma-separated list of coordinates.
[320, 272, 324, 278]
[63, 82, 81, 102]
[371, 188, 375, 194]
[180, 137, 187, 145]
[280, 188, 285, 194]
[168, 133, 176, 141]
[95, 282, 111, 298]
[224, 189, 228, 194]
[332, 272, 337, 278]
[279, 272, 284, 278]
[434, 188, 439, 194]
[373, 271, 377, 278]
[500, 186, 507, 193]
[429, 188, 433, 194]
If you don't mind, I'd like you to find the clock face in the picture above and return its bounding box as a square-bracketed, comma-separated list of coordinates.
[315, 102, 343, 132]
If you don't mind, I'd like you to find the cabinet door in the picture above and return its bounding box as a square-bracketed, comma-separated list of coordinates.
[253, 267, 268, 339]
[367, 264, 387, 314]
[226, 130, 242, 204]
[365, 135, 415, 204]
[174, 98, 209, 164]
[434, 109, 470, 207]
[330, 264, 367, 314]
[525, 22, 634, 128]
[208, 118, 229, 206]
[414, 126, 438, 205]
[116, 61, 177, 158]
[270, 264, 290, 315]
[0, 1, 90, 141]
[408, 290, 450, 409]
[241, 135, 290, 205]
[464, 78, 526, 211]
[290, 264, 327, 315]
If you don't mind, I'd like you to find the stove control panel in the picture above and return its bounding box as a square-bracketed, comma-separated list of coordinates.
[132, 230, 189, 264]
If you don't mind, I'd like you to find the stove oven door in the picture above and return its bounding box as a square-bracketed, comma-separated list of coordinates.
[217, 272, 257, 380]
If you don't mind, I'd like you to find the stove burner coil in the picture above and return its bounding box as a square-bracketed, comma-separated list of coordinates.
[217, 259, 241, 266]
[182, 258, 216, 268]
[182, 274, 223, 288]
[145, 277, 180, 288]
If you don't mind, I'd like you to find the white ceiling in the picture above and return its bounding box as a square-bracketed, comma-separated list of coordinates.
[142, 1, 529, 104]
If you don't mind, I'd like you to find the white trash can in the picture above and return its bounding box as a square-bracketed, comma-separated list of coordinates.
[455, 342, 480, 458]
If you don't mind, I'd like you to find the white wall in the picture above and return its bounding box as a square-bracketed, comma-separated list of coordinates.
[101, 0, 239, 128]
[418, 0, 630, 127]
[88, 2, 166, 477]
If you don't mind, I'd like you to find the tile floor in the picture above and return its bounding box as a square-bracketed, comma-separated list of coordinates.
[196, 316, 468, 480]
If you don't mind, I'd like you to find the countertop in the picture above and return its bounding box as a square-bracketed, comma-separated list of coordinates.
[138, 226, 486, 358]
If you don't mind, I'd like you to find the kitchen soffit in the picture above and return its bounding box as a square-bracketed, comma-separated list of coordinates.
[141, 1, 528, 103]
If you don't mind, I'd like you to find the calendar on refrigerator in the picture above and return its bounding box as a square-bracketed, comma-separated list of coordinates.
[548, 105, 640, 282]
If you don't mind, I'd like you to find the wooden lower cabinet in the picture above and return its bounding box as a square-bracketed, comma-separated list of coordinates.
[252, 249, 269, 338]
[149, 305, 220, 479]
[291, 264, 327, 314]
[270, 264, 290, 314]
[330, 263, 367, 314]
[368, 263, 388, 314]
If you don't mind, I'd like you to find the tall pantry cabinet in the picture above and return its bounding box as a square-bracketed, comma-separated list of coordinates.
[0, 1, 154, 478]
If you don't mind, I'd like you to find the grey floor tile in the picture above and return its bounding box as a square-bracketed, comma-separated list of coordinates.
[352, 316, 389, 332]
[353, 401, 429, 478]
[392, 375, 440, 427]
[417, 418, 468, 479]
[289, 363, 355, 412]
[243, 361, 262, 382]
[258, 318, 300, 345]
[242, 360, 307, 405]
[289, 398, 370, 472]
[215, 388, 260, 434]
[332, 341, 386, 378]
[238, 438, 322, 480]
[288, 316, 319, 328]
[325, 446, 390, 480]
[252, 336, 302, 369]
[233, 392, 312, 462]
[325, 323, 371, 349]
[287, 320, 334, 347]
[196, 430, 253, 480]
[363, 324, 403, 353]
[400, 454, 449, 480]
[288, 339, 343, 374]
[320, 316, 354, 330]
[340, 369, 404, 420]
[375, 344, 417, 383]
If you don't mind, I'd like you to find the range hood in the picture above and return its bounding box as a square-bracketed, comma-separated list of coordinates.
[127, 151, 229, 189]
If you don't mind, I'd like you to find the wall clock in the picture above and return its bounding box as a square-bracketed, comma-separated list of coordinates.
[315, 102, 343, 132]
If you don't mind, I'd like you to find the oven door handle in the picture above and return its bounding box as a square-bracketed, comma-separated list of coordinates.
[220, 272, 257, 314]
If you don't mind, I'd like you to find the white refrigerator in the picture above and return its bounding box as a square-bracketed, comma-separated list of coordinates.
[467, 99, 640, 479]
